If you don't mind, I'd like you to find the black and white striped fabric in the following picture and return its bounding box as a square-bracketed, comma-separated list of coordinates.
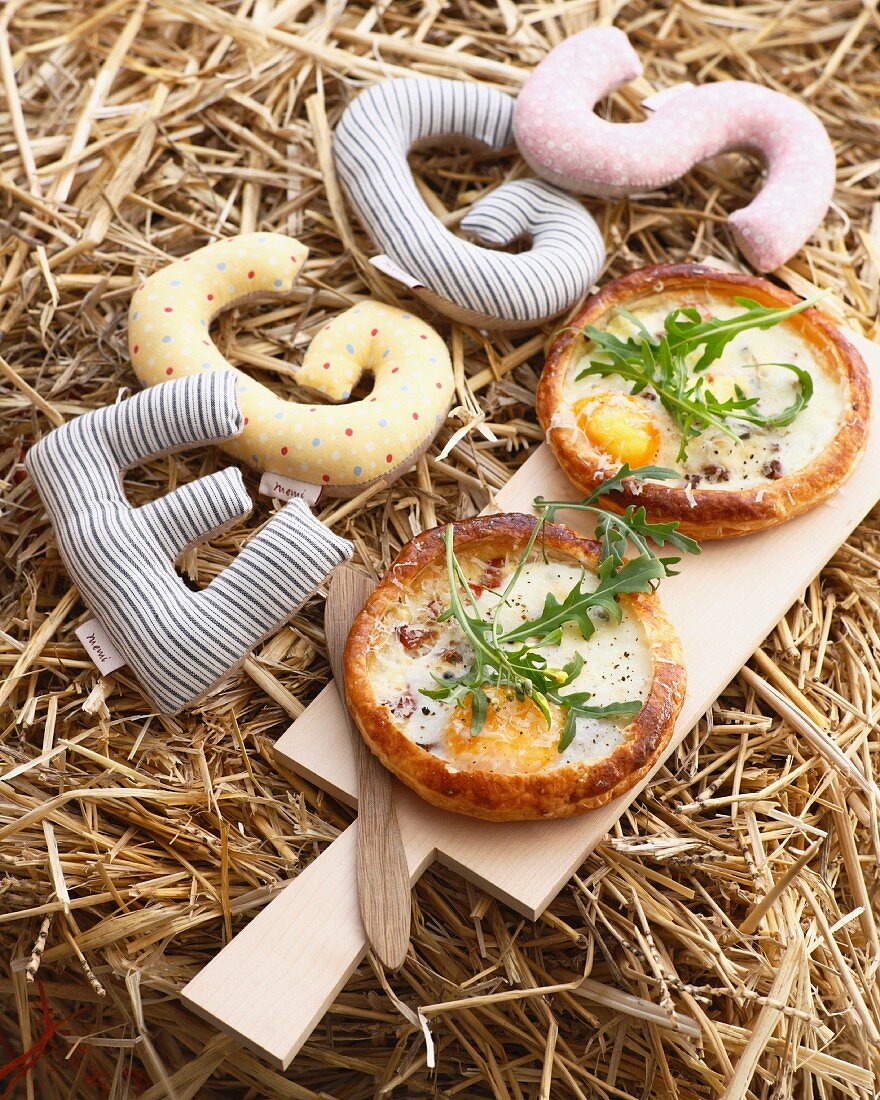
[333, 78, 606, 326]
[26, 372, 353, 714]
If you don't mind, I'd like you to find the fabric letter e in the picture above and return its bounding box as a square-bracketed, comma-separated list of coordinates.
[26, 372, 352, 713]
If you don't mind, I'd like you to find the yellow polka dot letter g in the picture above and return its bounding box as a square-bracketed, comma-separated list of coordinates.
[128, 233, 455, 498]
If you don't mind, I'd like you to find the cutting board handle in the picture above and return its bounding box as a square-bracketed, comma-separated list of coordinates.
[181, 824, 368, 1069]
[181, 815, 435, 1069]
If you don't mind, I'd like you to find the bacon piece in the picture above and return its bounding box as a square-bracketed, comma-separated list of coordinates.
[441, 648, 463, 665]
[396, 624, 437, 651]
[702, 463, 729, 483]
[469, 556, 506, 598]
[762, 458, 783, 480]
[387, 691, 416, 719]
[483, 556, 505, 589]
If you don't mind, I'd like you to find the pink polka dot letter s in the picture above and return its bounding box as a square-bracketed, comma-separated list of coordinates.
[513, 26, 836, 272]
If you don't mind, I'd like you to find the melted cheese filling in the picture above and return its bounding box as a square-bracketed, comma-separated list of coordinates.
[560, 291, 847, 491]
[367, 552, 653, 775]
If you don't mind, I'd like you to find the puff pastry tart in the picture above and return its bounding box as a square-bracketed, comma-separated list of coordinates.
[537, 264, 871, 539]
[344, 514, 685, 821]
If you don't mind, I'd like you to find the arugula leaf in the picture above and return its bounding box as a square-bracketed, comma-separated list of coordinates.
[557, 710, 578, 753]
[601, 507, 696, 560]
[469, 686, 489, 734]
[560, 652, 585, 683]
[536, 463, 701, 578]
[554, 695, 643, 752]
[421, 519, 648, 749]
[576, 462, 682, 504]
[500, 554, 664, 647]
[573, 295, 821, 461]
[421, 467, 701, 752]
[663, 295, 823, 372]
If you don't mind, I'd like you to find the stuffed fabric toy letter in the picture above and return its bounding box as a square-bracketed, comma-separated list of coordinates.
[513, 26, 835, 272]
[129, 234, 455, 499]
[25, 372, 353, 713]
[333, 78, 605, 330]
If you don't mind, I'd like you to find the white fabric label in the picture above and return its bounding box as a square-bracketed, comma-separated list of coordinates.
[258, 471, 323, 506]
[370, 254, 426, 290]
[642, 82, 695, 112]
[76, 618, 126, 674]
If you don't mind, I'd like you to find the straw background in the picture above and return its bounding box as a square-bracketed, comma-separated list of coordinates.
[1, 1, 879, 1096]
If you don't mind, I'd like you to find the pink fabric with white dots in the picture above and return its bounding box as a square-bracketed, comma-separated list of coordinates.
[513, 26, 836, 272]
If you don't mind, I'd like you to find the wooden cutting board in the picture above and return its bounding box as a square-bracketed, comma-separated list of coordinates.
[181, 333, 880, 1069]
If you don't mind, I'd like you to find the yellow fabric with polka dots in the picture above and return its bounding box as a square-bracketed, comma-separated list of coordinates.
[128, 233, 454, 496]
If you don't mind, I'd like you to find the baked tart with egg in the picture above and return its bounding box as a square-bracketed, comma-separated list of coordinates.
[537, 264, 870, 540]
[344, 513, 686, 821]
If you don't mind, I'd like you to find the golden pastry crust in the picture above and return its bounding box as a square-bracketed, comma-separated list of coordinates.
[344, 513, 686, 821]
[537, 264, 871, 540]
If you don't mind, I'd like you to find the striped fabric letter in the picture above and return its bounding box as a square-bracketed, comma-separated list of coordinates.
[26, 372, 353, 713]
[333, 78, 605, 330]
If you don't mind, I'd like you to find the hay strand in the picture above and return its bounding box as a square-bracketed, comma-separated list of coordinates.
[1, 1, 879, 1096]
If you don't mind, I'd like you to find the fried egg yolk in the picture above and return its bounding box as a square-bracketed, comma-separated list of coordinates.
[444, 694, 562, 775]
[573, 393, 661, 467]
